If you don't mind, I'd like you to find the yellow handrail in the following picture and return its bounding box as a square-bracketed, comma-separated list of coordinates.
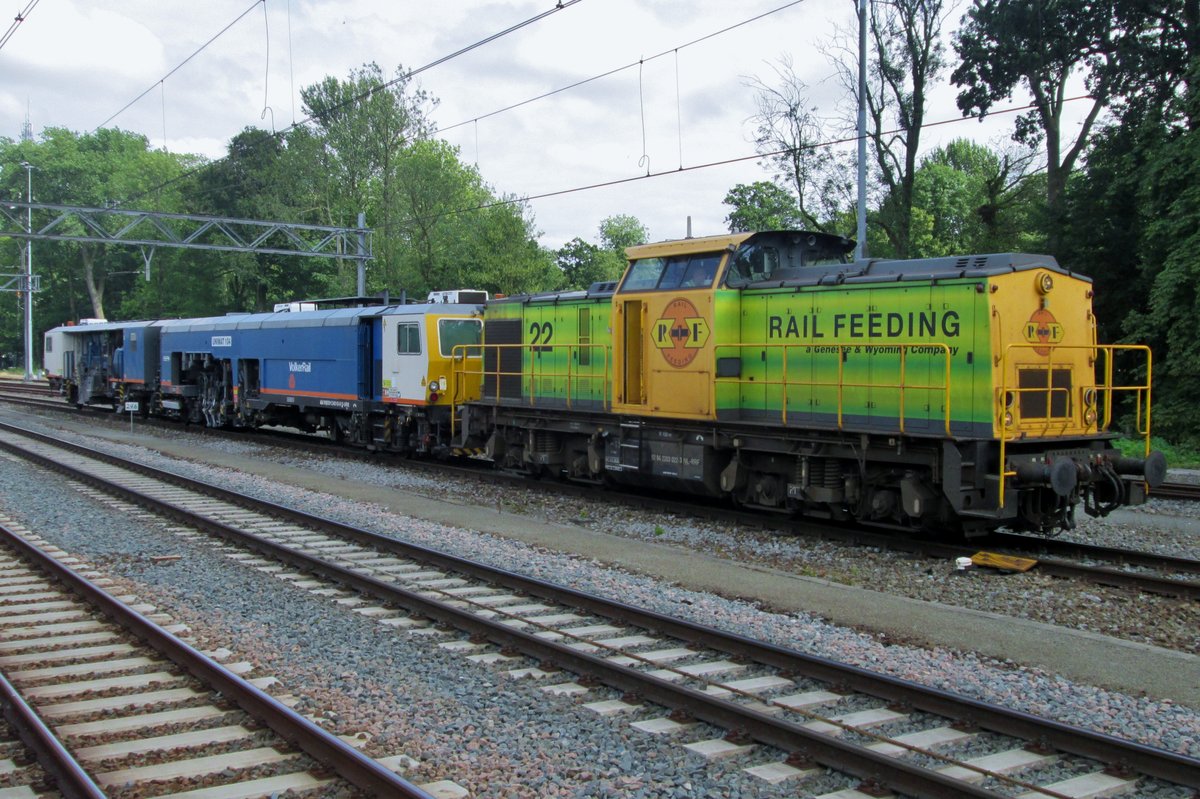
[995, 342, 1152, 507]
[449, 343, 611, 440]
[712, 342, 954, 436]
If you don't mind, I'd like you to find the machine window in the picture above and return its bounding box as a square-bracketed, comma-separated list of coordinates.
[397, 322, 421, 354]
[44, 336, 52, 353]
[438, 318, 482, 357]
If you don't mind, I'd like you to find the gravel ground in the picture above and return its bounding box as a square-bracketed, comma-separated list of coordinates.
[144, 426, 1200, 654]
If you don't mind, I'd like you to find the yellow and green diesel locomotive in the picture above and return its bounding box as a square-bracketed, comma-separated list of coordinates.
[454, 230, 1164, 536]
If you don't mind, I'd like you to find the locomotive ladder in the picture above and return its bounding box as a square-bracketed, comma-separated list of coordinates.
[618, 418, 643, 470]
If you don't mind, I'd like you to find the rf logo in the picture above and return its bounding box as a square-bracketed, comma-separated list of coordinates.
[1024, 307, 1064, 356]
[653, 297, 710, 368]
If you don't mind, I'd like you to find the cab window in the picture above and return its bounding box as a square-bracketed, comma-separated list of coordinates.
[621, 257, 666, 291]
[438, 318, 482, 357]
[728, 245, 781, 284]
[397, 322, 421, 354]
[621, 253, 722, 291]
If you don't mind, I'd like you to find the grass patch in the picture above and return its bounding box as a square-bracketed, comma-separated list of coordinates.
[1114, 436, 1200, 469]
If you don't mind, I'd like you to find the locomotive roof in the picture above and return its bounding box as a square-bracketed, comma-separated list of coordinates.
[812, 251, 1085, 287]
[159, 302, 480, 332]
[53, 302, 482, 336]
[625, 230, 856, 261]
[625, 232, 754, 259]
[58, 319, 158, 335]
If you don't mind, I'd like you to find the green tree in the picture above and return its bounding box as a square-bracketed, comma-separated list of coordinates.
[909, 139, 1039, 257]
[1123, 124, 1200, 443]
[745, 56, 849, 231]
[597, 214, 648, 253]
[190, 128, 338, 311]
[301, 62, 436, 291]
[555, 237, 622, 289]
[1052, 2, 1200, 443]
[722, 181, 802, 232]
[0, 128, 192, 328]
[390, 139, 553, 297]
[951, 0, 1128, 242]
[860, 0, 954, 259]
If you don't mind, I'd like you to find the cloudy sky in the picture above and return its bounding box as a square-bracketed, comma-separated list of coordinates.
[0, 0, 1067, 249]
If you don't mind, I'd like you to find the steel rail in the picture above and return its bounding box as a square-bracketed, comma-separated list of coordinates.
[0, 670, 105, 799]
[0, 518, 436, 799]
[1, 421, 1197, 793]
[1152, 482, 1200, 501]
[989, 531, 1200, 575]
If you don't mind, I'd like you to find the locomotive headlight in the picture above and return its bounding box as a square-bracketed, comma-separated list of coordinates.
[1004, 391, 1015, 409]
[1084, 408, 1098, 425]
[1037, 272, 1054, 294]
[1003, 411, 1015, 427]
[1083, 387, 1096, 407]
[428, 380, 440, 392]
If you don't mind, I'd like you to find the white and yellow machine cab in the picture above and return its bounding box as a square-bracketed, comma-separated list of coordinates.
[378, 297, 485, 408]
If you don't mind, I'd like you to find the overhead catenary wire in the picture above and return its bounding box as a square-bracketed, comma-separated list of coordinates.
[118, 0, 584, 207]
[260, 0, 272, 131]
[0, 0, 39, 52]
[123, 0, 790, 209]
[369, 96, 1095, 236]
[282, 0, 584, 137]
[438, 0, 807, 134]
[94, 0, 266, 132]
[160, 0, 805, 213]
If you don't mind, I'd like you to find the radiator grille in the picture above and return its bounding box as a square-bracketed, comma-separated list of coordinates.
[1018, 368, 1071, 419]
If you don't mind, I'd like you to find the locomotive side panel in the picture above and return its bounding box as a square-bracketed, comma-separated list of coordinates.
[478, 293, 613, 411]
[726, 280, 992, 438]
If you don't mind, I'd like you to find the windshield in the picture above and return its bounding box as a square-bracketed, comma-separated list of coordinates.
[439, 318, 482, 357]
[620, 253, 722, 292]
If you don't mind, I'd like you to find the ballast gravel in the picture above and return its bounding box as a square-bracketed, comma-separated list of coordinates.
[0, 410, 1198, 797]
[186, 430, 1200, 654]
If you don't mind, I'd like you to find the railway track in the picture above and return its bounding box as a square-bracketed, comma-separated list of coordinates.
[1153, 481, 1200, 502]
[0, 420, 1197, 798]
[4, 393, 1200, 600]
[0, 517, 436, 798]
[0, 378, 53, 397]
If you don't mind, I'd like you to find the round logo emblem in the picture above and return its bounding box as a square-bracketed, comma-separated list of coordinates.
[1023, 307, 1064, 356]
[652, 297, 710, 368]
